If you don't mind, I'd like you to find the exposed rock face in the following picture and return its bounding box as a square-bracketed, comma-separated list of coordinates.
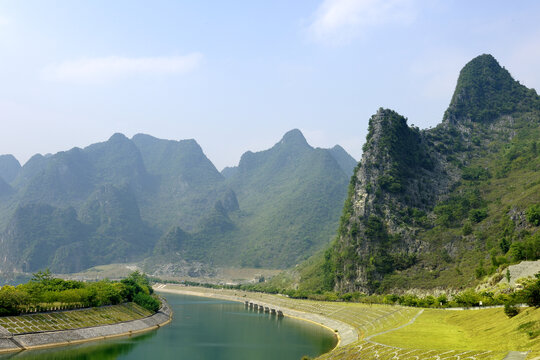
[328, 54, 540, 293]
[333, 109, 453, 292]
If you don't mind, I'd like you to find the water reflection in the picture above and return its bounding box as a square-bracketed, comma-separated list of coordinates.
[1, 332, 155, 360]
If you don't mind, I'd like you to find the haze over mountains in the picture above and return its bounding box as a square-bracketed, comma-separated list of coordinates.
[1, 53, 537, 295]
[0, 129, 355, 275]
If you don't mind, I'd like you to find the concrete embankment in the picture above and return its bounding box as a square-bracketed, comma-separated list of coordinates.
[0, 301, 172, 354]
[154, 284, 358, 348]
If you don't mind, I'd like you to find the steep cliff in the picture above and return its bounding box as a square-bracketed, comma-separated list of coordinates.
[317, 54, 540, 293]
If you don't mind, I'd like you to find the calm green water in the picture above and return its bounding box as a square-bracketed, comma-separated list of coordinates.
[1, 293, 337, 360]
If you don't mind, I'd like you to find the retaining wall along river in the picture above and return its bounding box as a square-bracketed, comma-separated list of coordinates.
[0, 301, 172, 354]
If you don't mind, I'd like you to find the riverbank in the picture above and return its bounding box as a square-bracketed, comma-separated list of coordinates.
[153, 285, 540, 360]
[0, 301, 172, 354]
[153, 284, 358, 349]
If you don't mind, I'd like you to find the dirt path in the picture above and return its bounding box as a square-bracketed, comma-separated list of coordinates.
[503, 351, 529, 360]
[364, 309, 424, 342]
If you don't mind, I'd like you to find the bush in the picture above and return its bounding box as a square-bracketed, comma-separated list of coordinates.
[520, 275, 540, 307]
[134, 293, 160, 312]
[469, 208, 488, 223]
[504, 302, 519, 317]
[121, 271, 152, 301]
[0, 286, 28, 316]
[526, 205, 540, 226]
[462, 222, 473, 235]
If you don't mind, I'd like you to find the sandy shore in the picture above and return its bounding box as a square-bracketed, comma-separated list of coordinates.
[153, 284, 358, 350]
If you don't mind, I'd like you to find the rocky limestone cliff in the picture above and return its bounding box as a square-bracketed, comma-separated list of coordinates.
[326, 54, 540, 293]
[332, 109, 454, 292]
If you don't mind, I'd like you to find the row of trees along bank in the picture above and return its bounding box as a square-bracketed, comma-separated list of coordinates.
[0, 270, 160, 316]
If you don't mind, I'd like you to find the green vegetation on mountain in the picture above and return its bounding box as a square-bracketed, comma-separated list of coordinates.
[140, 130, 353, 270]
[201, 129, 351, 268]
[132, 133, 230, 232]
[327, 145, 358, 176]
[20, 148, 95, 206]
[0, 177, 13, 198]
[0, 204, 89, 273]
[0, 184, 157, 273]
[297, 54, 540, 295]
[79, 185, 158, 266]
[445, 54, 539, 123]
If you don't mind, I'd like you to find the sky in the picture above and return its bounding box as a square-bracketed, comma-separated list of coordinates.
[1, 1, 539, 170]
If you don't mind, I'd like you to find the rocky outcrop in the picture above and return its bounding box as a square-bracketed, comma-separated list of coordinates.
[332, 109, 453, 292]
[326, 54, 540, 293]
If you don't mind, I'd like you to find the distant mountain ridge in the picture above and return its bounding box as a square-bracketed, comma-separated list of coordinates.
[0, 155, 21, 184]
[0, 129, 355, 274]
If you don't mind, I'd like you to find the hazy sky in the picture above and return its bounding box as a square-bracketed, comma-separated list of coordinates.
[1, 1, 539, 170]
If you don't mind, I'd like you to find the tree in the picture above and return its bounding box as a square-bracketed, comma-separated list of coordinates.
[500, 237, 511, 254]
[31, 269, 53, 285]
[510, 242, 525, 261]
[504, 302, 519, 317]
[526, 204, 540, 226]
[520, 273, 540, 307]
[134, 292, 160, 312]
[0, 286, 28, 316]
[120, 271, 153, 301]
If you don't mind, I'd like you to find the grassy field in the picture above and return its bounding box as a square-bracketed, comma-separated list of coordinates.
[372, 307, 540, 357]
[0, 303, 152, 334]
[319, 341, 505, 360]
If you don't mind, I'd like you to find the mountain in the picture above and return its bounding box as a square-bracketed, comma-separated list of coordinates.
[0, 204, 89, 273]
[84, 133, 151, 192]
[444, 54, 538, 123]
[301, 54, 540, 294]
[0, 184, 158, 274]
[12, 153, 49, 190]
[327, 145, 357, 176]
[0, 155, 21, 184]
[20, 147, 95, 206]
[131, 133, 232, 231]
[79, 184, 157, 265]
[0, 178, 13, 198]
[0, 128, 355, 275]
[192, 129, 353, 268]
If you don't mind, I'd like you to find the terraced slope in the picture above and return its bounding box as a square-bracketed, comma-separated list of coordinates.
[241, 294, 419, 337]
[0, 303, 151, 334]
[321, 343, 503, 360]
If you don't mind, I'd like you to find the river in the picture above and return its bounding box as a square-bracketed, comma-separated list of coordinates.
[0, 293, 337, 360]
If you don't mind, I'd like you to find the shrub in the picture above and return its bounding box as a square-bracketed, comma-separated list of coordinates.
[0, 286, 28, 316]
[520, 275, 540, 307]
[517, 321, 540, 339]
[462, 222, 473, 235]
[134, 293, 160, 312]
[504, 302, 519, 317]
[469, 208, 488, 223]
[526, 205, 540, 226]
